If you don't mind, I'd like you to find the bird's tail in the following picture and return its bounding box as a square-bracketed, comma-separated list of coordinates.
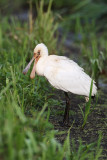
[92, 82, 97, 96]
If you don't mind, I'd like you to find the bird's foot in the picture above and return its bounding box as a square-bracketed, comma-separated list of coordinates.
[59, 121, 70, 127]
[59, 122, 70, 127]
[60, 117, 80, 127]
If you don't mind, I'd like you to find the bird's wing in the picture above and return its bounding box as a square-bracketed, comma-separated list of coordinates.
[44, 55, 97, 96]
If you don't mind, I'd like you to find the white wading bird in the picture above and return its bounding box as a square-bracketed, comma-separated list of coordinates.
[23, 43, 97, 125]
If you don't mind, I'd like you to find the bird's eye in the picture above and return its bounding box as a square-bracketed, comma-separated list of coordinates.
[38, 51, 40, 55]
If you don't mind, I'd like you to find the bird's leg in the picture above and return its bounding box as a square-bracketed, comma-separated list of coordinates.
[63, 92, 70, 125]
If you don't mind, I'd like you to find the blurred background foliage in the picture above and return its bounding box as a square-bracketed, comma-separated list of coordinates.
[1, 0, 107, 31]
[0, 0, 107, 159]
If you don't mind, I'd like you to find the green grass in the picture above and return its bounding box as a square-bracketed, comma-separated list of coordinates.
[78, 80, 98, 128]
[31, 0, 58, 54]
[71, 133, 102, 160]
[74, 18, 107, 84]
[0, 0, 105, 159]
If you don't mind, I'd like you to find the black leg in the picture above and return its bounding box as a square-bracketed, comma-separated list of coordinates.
[63, 92, 70, 125]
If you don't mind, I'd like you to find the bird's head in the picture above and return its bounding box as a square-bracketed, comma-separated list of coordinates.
[34, 43, 48, 57]
[23, 43, 48, 79]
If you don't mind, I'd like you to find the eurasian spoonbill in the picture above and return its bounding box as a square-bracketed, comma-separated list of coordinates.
[23, 43, 97, 125]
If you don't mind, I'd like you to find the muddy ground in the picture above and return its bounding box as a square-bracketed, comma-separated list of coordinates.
[49, 87, 107, 159]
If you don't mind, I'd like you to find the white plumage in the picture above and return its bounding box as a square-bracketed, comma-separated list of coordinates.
[43, 55, 97, 97]
[23, 43, 97, 97]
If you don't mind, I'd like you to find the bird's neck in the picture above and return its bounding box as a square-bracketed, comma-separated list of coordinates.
[35, 56, 47, 76]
